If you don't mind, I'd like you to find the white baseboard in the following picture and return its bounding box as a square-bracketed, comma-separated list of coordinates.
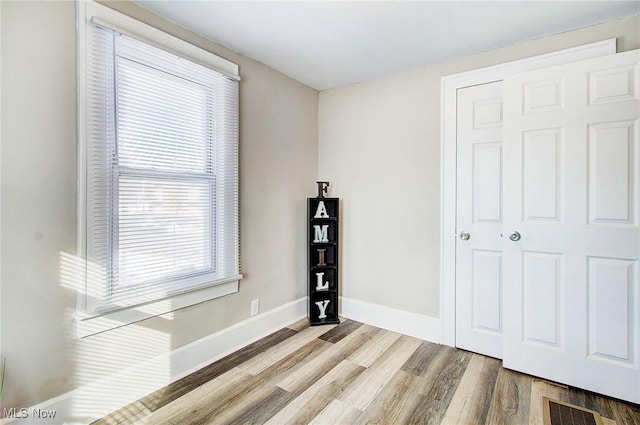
[1, 297, 306, 425]
[340, 297, 441, 344]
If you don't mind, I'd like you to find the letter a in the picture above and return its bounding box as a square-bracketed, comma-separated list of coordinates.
[314, 201, 330, 218]
[313, 224, 329, 243]
[316, 272, 329, 290]
[315, 300, 330, 319]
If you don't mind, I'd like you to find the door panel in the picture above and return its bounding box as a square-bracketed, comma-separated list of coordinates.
[503, 49, 640, 403]
[523, 129, 562, 221]
[588, 257, 634, 364]
[473, 143, 502, 221]
[589, 122, 635, 223]
[455, 81, 504, 358]
[471, 249, 502, 332]
[522, 251, 562, 347]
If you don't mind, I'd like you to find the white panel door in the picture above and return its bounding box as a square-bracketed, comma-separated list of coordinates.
[456, 81, 504, 358]
[503, 50, 640, 403]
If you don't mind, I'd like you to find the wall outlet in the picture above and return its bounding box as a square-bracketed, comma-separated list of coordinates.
[251, 299, 259, 316]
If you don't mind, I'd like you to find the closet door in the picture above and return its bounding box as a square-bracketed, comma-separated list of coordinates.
[455, 81, 504, 359]
[503, 49, 640, 403]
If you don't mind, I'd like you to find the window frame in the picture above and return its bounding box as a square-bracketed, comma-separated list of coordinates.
[76, 1, 241, 337]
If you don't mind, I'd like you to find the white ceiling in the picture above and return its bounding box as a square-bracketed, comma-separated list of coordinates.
[135, 1, 640, 90]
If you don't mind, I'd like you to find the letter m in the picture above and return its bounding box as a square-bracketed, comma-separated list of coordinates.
[313, 224, 329, 243]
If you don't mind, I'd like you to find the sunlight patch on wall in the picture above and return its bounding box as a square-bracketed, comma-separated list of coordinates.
[59, 251, 174, 420]
[72, 321, 170, 419]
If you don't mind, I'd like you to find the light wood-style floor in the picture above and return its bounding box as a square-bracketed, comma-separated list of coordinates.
[94, 319, 640, 425]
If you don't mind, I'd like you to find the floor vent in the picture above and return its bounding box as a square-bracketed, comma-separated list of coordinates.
[543, 397, 604, 425]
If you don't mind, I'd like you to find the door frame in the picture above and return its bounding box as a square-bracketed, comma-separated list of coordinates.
[440, 39, 616, 347]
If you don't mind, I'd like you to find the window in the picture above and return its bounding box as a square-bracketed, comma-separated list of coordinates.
[78, 2, 240, 322]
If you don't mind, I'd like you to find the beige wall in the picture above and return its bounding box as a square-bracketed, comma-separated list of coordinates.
[1, 0, 639, 413]
[1, 0, 318, 410]
[319, 14, 640, 318]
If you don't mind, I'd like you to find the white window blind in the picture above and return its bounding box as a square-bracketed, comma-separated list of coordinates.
[84, 22, 240, 313]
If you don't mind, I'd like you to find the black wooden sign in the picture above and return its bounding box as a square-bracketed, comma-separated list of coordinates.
[308, 183, 340, 325]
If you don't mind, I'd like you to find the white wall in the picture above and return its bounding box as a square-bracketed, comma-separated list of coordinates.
[1, 0, 318, 412]
[319, 14, 640, 319]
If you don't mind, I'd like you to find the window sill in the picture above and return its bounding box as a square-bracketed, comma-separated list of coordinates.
[76, 279, 239, 338]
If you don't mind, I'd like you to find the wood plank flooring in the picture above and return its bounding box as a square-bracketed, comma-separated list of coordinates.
[93, 319, 640, 425]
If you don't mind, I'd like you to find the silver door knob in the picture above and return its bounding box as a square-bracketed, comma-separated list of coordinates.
[509, 231, 521, 241]
[459, 231, 471, 241]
